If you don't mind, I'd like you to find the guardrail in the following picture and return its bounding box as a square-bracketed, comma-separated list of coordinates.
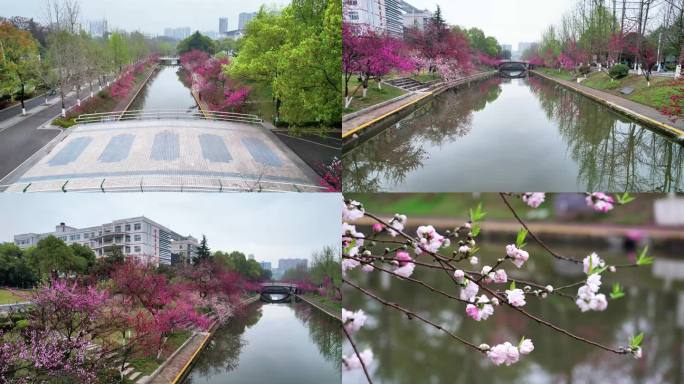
[74, 109, 263, 125]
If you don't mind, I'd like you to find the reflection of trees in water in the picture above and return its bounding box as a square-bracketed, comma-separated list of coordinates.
[293, 303, 342, 369]
[343, 78, 503, 192]
[343, 242, 683, 383]
[184, 304, 263, 382]
[528, 76, 684, 192]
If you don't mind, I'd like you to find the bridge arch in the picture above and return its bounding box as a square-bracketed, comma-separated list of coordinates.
[498, 61, 530, 78]
[259, 283, 301, 303]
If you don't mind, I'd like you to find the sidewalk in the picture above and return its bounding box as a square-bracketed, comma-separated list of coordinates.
[353, 216, 684, 241]
[532, 70, 684, 141]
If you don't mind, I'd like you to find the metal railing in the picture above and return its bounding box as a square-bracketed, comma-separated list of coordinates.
[74, 109, 263, 125]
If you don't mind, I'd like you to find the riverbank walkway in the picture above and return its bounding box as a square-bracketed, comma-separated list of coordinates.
[532, 70, 684, 141]
[342, 71, 497, 140]
[2, 119, 326, 192]
[296, 295, 342, 321]
[354, 216, 684, 241]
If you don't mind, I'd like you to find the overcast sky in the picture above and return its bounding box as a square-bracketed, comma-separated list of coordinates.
[0, 193, 339, 266]
[0, 0, 290, 36]
[406, 0, 575, 49]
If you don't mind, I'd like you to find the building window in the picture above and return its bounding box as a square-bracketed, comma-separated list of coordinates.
[59, 236, 66, 241]
[125, 246, 131, 253]
[83, 233, 89, 239]
[125, 235, 131, 242]
[134, 234, 142, 242]
[345, 0, 358, 5]
[134, 246, 141, 253]
[115, 225, 121, 232]
[134, 223, 141, 230]
[125, 224, 131, 231]
[347, 11, 359, 20]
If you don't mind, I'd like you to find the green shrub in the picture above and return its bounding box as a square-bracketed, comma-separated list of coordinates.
[578, 65, 591, 75]
[609, 64, 629, 79]
[52, 117, 77, 128]
[14, 319, 29, 330]
[666, 63, 677, 72]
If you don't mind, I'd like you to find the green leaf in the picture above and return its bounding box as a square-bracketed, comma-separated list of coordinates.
[610, 283, 625, 300]
[469, 203, 487, 222]
[470, 246, 480, 255]
[590, 265, 608, 276]
[471, 224, 481, 237]
[629, 333, 644, 349]
[516, 228, 528, 248]
[509, 281, 516, 290]
[616, 192, 636, 205]
[636, 245, 654, 266]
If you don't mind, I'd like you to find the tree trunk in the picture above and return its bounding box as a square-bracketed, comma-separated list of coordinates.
[20, 83, 26, 116]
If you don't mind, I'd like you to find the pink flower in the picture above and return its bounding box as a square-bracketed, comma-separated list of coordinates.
[465, 295, 494, 321]
[506, 244, 529, 268]
[343, 200, 365, 221]
[493, 269, 508, 284]
[387, 214, 407, 237]
[372, 223, 383, 233]
[343, 348, 374, 371]
[487, 342, 520, 366]
[453, 269, 465, 281]
[342, 259, 360, 276]
[522, 193, 546, 208]
[582, 252, 604, 274]
[415, 225, 446, 254]
[342, 308, 368, 333]
[586, 193, 615, 212]
[395, 251, 412, 266]
[506, 288, 526, 307]
[361, 264, 374, 273]
[394, 263, 415, 278]
[460, 280, 479, 301]
[519, 339, 534, 355]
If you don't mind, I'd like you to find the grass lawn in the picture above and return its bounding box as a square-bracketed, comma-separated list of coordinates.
[410, 72, 440, 83]
[128, 330, 192, 375]
[344, 79, 405, 114]
[345, 193, 659, 225]
[0, 289, 27, 304]
[538, 69, 684, 115]
[303, 294, 341, 314]
[536, 67, 577, 81]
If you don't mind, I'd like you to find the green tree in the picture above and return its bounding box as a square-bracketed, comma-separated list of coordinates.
[281, 264, 309, 281]
[213, 250, 264, 280]
[27, 236, 78, 280]
[194, 235, 211, 264]
[108, 31, 130, 73]
[177, 31, 215, 54]
[70, 242, 96, 272]
[0, 21, 41, 114]
[0, 243, 37, 287]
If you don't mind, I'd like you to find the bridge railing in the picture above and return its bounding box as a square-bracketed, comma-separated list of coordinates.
[74, 109, 263, 125]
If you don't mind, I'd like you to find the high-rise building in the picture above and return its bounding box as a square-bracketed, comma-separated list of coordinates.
[14, 217, 191, 266]
[259, 261, 272, 270]
[343, 0, 403, 37]
[163, 27, 191, 40]
[238, 12, 257, 31]
[278, 258, 308, 272]
[219, 17, 229, 34]
[400, 1, 432, 31]
[501, 44, 512, 53]
[171, 236, 198, 265]
[88, 19, 108, 37]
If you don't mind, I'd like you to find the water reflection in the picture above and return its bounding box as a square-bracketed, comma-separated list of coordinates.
[184, 302, 341, 384]
[127, 65, 198, 112]
[343, 76, 684, 192]
[342, 242, 684, 384]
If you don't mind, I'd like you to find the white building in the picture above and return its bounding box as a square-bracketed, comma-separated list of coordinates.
[14, 217, 190, 266]
[238, 12, 257, 31]
[343, 0, 404, 37]
[88, 19, 108, 38]
[171, 236, 198, 265]
[163, 27, 191, 41]
[399, 1, 432, 30]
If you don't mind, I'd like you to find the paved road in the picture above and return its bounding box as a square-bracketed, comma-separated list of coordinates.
[0, 93, 48, 122]
[0, 92, 80, 181]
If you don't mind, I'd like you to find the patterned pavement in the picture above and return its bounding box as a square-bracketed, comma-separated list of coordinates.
[8, 119, 325, 192]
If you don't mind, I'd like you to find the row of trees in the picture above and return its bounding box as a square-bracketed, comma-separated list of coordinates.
[524, 0, 684, 75]
[281, 246, 341, 300]
[342, 6, 507, 107]
[0, 0, 171, 116]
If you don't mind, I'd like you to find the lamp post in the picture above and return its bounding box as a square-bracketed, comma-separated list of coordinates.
[656, 32, 662, 72]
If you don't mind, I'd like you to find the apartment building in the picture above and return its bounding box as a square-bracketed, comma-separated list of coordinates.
[14, 217, 191, 266]
[170, 236, 199, 265]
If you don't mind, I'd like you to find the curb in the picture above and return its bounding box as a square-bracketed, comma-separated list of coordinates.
[296, 295, 341, 322]
[120, 64, 161, 117]
[342, 85, 413, 122]
[531, 70, 684, 143]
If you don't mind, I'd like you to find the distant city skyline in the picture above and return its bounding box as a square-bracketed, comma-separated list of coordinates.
[0, 193, 339, 265]
[0, 0, 290, 36]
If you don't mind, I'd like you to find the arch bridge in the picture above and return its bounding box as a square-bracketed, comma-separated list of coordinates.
[260, 282, 302, 303]
[158, 56, 180, 65]
[498, 61, 530, 78]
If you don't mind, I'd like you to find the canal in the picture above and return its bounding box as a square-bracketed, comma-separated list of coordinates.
[343, 75, 684, 192]
[127, 65, 198, 112]
[183, 302, 341, 384]
[342, 240, 684, 384]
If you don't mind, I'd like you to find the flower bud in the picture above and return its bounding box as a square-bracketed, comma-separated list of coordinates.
[479, 343, 490, 351]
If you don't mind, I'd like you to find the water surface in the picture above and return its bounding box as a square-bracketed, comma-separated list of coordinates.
[127, 65, 198, 112]
[343, 76, 684, 192]
[184, 302, 341, 384]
